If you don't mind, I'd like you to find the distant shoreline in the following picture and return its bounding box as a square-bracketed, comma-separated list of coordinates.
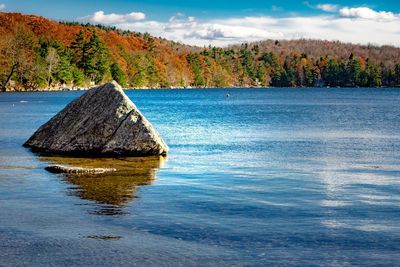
[2, 86, 399, 93]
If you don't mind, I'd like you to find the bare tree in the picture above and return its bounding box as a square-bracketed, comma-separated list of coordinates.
[46, 47, 60, 87]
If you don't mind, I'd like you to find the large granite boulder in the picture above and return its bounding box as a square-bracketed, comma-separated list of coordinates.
[23, 81, 168, 156]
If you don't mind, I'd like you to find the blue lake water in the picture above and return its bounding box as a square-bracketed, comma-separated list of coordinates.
[0, 88, 400, 266]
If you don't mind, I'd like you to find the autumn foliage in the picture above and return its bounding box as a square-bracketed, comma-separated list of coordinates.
[0, 12, 400, 91]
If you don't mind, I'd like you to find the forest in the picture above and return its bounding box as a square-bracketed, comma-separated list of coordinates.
[1, 12, 400, 91]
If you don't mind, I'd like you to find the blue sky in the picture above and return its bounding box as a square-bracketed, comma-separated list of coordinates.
[1, 0, 400, 46]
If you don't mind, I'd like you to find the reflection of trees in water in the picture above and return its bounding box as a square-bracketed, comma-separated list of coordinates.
[41, 156, 165, 216]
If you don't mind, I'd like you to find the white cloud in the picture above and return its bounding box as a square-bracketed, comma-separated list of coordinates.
[339, 7, 399, 21]
[304, 2, 339, 12]
[183, 23, 283, 41]
[316, 4, 339, 12]
[80, 7, 400, 47]
[0, 3, 6, 10]
[271, 5, 282, 12]
[83, 10, 146, 24]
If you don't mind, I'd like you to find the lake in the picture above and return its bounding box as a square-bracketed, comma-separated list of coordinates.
[0, 88, 400, 266]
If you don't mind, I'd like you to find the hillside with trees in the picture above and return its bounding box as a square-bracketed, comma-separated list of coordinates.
[1, 12, 400, 91]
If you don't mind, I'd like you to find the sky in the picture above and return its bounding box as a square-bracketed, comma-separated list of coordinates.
[1, 0, 400, 47]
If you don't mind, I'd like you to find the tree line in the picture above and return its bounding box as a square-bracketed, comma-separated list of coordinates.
[197, 44, 400, 88]
[0, 15, 400, 90]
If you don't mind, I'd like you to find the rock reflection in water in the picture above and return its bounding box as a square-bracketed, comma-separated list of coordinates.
[40, 156, 165, 215]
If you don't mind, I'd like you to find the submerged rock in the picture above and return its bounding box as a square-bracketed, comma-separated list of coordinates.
[45, 165, 116, 174]
[23, 81, 168, 156]
[41, 156, 164, 209]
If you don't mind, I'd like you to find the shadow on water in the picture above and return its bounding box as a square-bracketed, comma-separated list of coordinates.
[39, 156, 166, 216]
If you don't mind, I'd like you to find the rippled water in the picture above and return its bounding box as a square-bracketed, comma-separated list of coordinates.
[0, 88, 400, 266]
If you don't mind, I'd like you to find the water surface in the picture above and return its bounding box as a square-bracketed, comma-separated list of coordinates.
[1, 88, 400, 266]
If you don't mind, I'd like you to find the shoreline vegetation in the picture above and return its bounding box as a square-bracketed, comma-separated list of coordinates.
[3, 85, 400, 93]
[1, 12, 400, 92]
